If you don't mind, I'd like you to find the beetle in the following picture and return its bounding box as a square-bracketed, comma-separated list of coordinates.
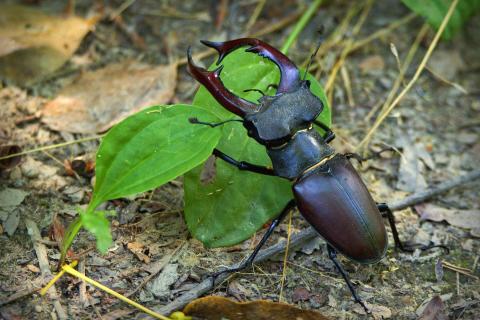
[186, 38, 441, 311]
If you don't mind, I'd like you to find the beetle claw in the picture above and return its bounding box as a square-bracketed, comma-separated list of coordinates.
[199, 38, 301, 93]
[187, 46, 259, 117]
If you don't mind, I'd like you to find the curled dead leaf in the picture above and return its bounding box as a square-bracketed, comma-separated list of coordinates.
[42, 61, 177, 133]
[0, 4, 97, 86]
[183, 296, 330, 320]
[416, 203, 480, 231]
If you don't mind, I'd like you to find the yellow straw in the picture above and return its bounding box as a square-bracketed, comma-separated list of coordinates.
[40, 261, 172, 320]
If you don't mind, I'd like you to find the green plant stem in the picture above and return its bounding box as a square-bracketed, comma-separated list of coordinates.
[280, 0, 322, 54]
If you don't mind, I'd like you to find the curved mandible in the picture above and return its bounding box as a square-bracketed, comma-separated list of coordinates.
[187, 47, 260, 117]
[201, 38, 301, 93]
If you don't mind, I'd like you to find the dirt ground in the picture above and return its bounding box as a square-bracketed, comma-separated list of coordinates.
[0, 0, 479, 319]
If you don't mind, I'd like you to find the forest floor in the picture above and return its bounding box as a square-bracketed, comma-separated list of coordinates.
[0, 0, 479, 319]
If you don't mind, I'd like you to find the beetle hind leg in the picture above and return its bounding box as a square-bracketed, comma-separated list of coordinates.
[377, 203, 449, 253]
[210, 200, 296, 285]
[327, 245, 370, 313]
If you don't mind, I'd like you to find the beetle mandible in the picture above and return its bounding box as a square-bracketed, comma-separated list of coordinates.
[187, 38, 439, 312]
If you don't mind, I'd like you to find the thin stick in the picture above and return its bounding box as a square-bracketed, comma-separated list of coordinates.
[25, 219, 67, 320]
[0, 135, 102, 161]
[176, 10, 303, 66]
[324, 0, 373, 102]
[363, 23, 428, 126]
[280, 0, 323, 54]
[357, 0, 459, 150]
[245, 0, 267, 33]
[278, 211, 293, 302]
[140, 169, 480, 317]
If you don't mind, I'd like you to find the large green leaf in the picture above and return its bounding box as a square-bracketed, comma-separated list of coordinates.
[91, 104, 222, 210]
[402, 0, 480, 40]
[184, 48, 331, 248]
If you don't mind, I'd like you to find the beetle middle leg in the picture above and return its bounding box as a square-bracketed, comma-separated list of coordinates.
[377, 203, 449, 253]
[211, 199, 296, 283]
[212, 148, 276, 176]
[327, 244, 370, 313]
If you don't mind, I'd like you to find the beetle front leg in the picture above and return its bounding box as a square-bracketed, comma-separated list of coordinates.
[313, 120, 335, 143]
[213, 149, 276, 176]
[327, 245, 369, 313]
[211, 200, 296, 283]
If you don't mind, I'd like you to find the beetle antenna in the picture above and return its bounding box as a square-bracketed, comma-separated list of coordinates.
[189, 117, 242, 128]
[303, 27, 325, 80]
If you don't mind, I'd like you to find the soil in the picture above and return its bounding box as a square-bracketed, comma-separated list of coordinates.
[0, 1, 479, 319]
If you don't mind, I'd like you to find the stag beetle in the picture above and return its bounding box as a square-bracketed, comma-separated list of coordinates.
[186, 38, 442, 312]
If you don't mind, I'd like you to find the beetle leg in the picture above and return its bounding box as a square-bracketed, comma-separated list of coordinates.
[327, 245, 370, 314]
[313, 120, 335, 143]
[210, 200, 296, 284]
[213, 149, 276, 176]
[187, 47, 260, 117]
[377, 203, 449, 253]
[200, 38, 301, 93]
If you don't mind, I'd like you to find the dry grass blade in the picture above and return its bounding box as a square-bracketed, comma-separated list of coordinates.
[363, 23, 429, 132]
[357, 0, 460, 150]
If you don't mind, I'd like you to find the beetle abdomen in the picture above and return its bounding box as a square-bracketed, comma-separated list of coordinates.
[293, 154, 387, 263]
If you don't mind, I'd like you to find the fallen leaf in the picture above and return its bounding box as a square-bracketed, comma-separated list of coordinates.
[0, 4, 97, 86]
[42, 61, 177, 133]
[26, 264, 40, 273]
[183, 296, 330, 320]
[127, 241, 151, 264]
[0, 145, 22, 171]
[359, 55, 385, 74]
[417, 296, 447, 320]
[49, 214, 65, 246]
[147, 263, 179, 299]
[353, 303, 392, 319]
[396, 137, 427, 192]
[292, 287, 311, 303]
[416, 204, 480, 230]
[0, 188, 28, 221]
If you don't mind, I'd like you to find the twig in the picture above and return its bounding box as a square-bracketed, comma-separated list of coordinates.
[357, 0, 460, 150]
[78, 259, 88, 306]
[0, 280, 48, 306]
[25, 219, 68, 320]
[363, 23, 428, 125]
[324, 0, 373, 102]
[176, 9, 303, 67]
[125, 241, 184, 298]
[245, 0, 267, 33]
[140, 169, 480, 317]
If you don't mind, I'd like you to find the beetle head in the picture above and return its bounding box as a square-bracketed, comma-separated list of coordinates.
[187, 38, 302, 118]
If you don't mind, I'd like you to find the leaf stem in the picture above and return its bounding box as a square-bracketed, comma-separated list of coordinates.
[280, 0, 323, 54]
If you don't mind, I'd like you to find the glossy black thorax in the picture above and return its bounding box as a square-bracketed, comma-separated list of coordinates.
[241, 80, 334, 180]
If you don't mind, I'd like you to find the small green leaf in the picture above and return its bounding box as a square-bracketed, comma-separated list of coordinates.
[59, 215, 82, 266]
[81, 210, 115, 253]
[92, 104, 222, 209]
[184, 48, 331, 247]
[402, 0, 480, 40]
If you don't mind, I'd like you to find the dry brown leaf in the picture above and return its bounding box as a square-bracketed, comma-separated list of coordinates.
[42, 61, 177, 133]
[183, 296, 330, 320]
[0, 4, 97, 86]
[127, 241, 151, 263]
[26, 264, 40, 273]
[416, 203, 480, 230]
[359, 55, 385, 74]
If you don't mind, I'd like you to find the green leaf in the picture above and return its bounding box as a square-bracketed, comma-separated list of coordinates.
[92, 104, 222, 209]
[81, 210, 116, 253]
[59, 216, 82, 266]
[184, 48, 331, 247]
[402, 0, 480, 40]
